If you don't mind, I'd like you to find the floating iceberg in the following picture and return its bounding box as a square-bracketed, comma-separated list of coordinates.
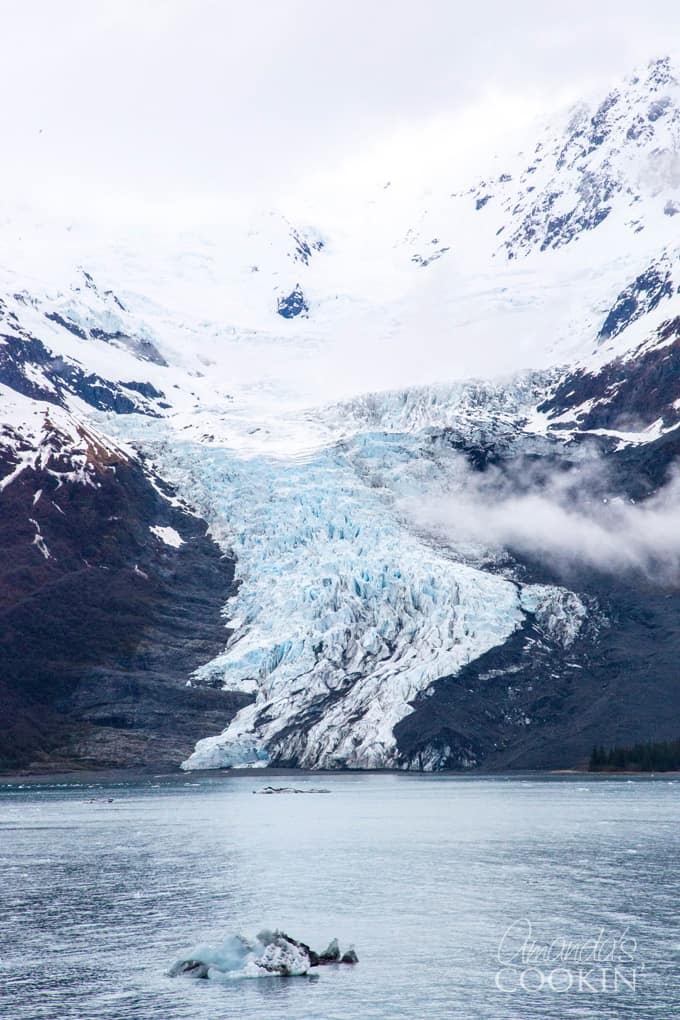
[169, 930, 358, 980]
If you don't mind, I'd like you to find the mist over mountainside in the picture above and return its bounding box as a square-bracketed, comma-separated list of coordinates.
[2, 57, 680, 771]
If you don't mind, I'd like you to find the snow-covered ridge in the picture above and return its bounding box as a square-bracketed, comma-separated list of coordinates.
[462, 57, 680, 261]
[1, 58, 680, 425]
[0, 382, 135, 492]
[2, 55, 679, 771]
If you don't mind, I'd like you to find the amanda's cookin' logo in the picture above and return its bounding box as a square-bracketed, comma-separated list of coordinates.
[495, 919, 641, 994]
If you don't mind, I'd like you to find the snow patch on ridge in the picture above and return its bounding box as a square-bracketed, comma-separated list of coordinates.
[149, 524, 185, 548]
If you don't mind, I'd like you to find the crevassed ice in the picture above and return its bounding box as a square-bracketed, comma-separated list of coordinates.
[137, 434, 524, 769]
[112, 380, 587, 771]
[520, 585, 588, 648]
[320, 372, 552, 436]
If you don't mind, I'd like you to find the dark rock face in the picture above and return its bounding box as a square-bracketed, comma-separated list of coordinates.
[0, 425, 249, 770]
[0, 332, 166, 415]
[395, 425, 680, 771]
[608, 421, 680, 499]
[16, 269, 168, 367]
[277, 285, 308, 319]
[508, 171, 616, 258]
[491, 60, 680, 260]
[540, 320, 680, 432]
[396, 569, 680, 771]
[88, 327, 168, 367]
[45, 311, 88, 339]
[597, 260, 675, 341]
[289, 228, 324, 265]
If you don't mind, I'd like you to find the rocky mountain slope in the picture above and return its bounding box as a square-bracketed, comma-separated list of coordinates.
[0, 390, 248, 769]
[1, 57, 679, 771]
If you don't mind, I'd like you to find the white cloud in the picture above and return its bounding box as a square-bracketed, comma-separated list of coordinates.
[402, 455, 680, 583]
[1, 1, 679, 224]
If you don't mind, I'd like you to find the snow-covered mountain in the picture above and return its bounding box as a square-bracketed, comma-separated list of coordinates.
[2, 57, 680, 771]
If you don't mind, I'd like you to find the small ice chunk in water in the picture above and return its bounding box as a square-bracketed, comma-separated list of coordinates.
[256, 935, 311, 976]
[169, 930, 358, 980]
[319, 938, 340, 963]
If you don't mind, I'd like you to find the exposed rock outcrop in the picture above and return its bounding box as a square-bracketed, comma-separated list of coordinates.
[0, 415, 249, 770]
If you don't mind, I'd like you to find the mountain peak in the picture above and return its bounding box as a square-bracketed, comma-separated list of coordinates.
[642, 54, 679, 89]
[466, 55, 680, 260]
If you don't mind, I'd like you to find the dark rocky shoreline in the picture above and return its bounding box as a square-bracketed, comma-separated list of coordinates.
[0, 436, 249, 772]
[5, 765, 677, 787]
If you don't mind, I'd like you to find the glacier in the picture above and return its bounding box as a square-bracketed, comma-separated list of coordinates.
[4, 56, 679, 771]
[107, 376, 588, 771]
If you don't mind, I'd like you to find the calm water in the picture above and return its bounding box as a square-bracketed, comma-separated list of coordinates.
[1, 773, 678, 1019]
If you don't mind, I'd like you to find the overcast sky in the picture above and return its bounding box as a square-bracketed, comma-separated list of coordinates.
[2, 1, 680, 225]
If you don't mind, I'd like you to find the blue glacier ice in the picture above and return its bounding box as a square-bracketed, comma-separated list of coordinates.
[107, 379, 587, 771]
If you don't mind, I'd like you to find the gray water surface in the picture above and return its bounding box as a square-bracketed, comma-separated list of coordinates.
[1, 773, 678, 1019]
